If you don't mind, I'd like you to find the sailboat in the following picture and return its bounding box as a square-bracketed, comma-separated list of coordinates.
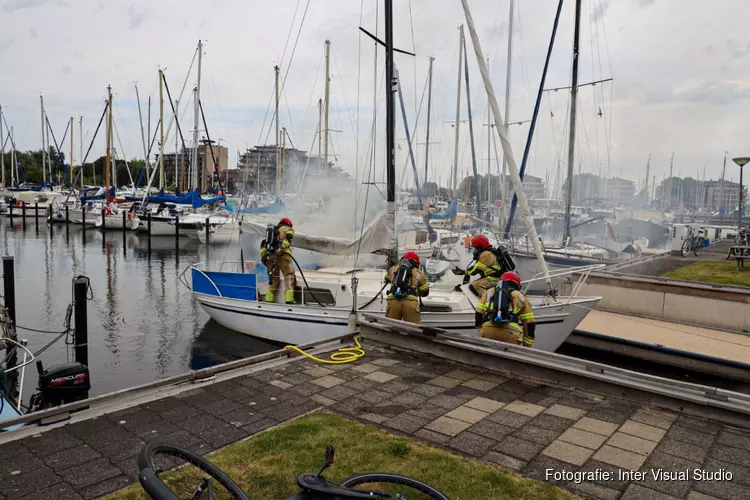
[182, 0, 601, 352]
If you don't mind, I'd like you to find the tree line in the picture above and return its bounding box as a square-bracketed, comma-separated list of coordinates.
[0, 147, 149, 186]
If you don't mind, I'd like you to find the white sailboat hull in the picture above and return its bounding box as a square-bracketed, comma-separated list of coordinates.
[3, 205, 50, 218]
[192, 288, 598, 351]
[197, 223, 241, 244]
[138, 218, 192, 236]
[67, 208, 98, 226]
[94, 214, 140, 230]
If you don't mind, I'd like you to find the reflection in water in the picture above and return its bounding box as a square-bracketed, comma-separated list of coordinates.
[190, 320, 281, 370]
[2, 218, 278, 401]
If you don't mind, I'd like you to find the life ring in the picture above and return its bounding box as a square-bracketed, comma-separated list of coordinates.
[104, 206, 111, 216]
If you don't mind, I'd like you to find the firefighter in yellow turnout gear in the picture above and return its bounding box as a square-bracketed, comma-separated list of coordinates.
[475, 272, 536, 347]
[384, 251, 430, 324]
[261, 217, 296, 304]
[456, 235, 512, 297]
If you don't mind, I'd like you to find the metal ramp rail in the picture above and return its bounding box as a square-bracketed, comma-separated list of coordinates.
[359, 314, 750, 429]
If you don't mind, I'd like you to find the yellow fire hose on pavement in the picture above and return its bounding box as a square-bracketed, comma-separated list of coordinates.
[284, 337, 365, 364]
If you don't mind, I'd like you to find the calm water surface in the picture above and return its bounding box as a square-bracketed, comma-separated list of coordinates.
[1, 217, 278, 402]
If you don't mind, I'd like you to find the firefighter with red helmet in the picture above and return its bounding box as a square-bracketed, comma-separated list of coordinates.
[475, 271, 536, 346]
[384, 251, 430, 324]
[458, 234, 505, 296]
[260, 217, 296, 304]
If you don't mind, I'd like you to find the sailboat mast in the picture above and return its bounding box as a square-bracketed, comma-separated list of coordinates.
[462, 33, 481, 216]
[644, 154, 651, 202]
[274, 65, 281, 198]
[385, 0, 396, 267]
[452, 25, 464, 197]
[0, 105, 4, 187]
[80, 117, 84, 191]
[562, 0, 582, 247]
[424, 56, 434, 184]
[318, 98, 322, 161]
[146, 96, 151, 182]
[105, 85, 112, 198]
[175, 99, 179, 191]
[135, 85, 147, 190]
[282, 126, 287, 190]
[194, 40, 203, 190]
[324, 40, 331, 175]
[720, 151, 727, 210]
[40, 95, 46, 185]
[69, 116, 74, 189]
[487, 57, 492, 208]
[459, 0, 552, 287]
[10, 126, 15, 187]
[502, 0, 514, 221]
[159, 69, 165, 190]
[667, 152, 674, 209]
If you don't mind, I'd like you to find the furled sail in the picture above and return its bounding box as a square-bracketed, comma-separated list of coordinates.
[241, 205, 396, 256]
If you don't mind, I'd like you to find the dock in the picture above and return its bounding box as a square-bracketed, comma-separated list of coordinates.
[579, 310, 750, 365]
[1, 326, 749, 500]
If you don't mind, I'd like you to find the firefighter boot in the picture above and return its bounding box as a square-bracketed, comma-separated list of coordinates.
[284, 289, 295, 304]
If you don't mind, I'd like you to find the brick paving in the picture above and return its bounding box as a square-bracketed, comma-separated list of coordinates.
[0, 345, 748, 499]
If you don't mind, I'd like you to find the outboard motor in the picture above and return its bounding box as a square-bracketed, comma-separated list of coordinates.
[29, 361, 91, 412]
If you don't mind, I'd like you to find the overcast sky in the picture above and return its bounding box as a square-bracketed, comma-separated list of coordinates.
[1, 0, 748, 193]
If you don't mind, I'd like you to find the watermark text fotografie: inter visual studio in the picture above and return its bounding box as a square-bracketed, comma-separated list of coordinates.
[546, 468, 733, 484]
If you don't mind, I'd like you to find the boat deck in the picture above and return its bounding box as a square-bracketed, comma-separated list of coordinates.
[579, 310, 750, 364]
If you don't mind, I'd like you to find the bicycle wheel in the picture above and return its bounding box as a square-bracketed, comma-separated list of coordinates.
[694, 238, 704, 256]
[340, 473, 450, 500]
[138, 442, 248, 500]
[681, 239, 691, 257]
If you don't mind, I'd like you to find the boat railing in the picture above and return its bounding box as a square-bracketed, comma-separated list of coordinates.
[1, 337, 35, 412]
[521, 263, 606, 302]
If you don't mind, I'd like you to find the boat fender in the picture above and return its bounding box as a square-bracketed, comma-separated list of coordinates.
[15, 200, 22, 208]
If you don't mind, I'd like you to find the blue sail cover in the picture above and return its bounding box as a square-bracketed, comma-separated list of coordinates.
[191, 191, 226, 209]
[80, 186, 116, 201]
[237, 198, 282, 214]
[429, 199, 457, 220]
[124, 188, 194, 204]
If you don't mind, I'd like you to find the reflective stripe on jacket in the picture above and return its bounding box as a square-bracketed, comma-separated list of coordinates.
[261, 225, 294, 257]
[467, 250, 503, 280]
[476, 288, 535, 334]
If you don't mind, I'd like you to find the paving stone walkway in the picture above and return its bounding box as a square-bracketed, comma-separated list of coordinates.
[0, 345, 748, 499]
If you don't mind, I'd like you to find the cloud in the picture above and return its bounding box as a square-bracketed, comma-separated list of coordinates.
[638, 0, 657, 7]
[30, 28, 38, 39]
[3, 0, 57, 13]
[127, 4, 144, 29]
[726, 39, 750, 60]
[0, 40, 13, 51]
[61, 65, 71, 75]
[591, 0, 612, 23]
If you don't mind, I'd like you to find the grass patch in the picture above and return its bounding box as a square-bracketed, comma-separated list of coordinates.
[661, 261, 750, 287]
[104, 411, 577, 500]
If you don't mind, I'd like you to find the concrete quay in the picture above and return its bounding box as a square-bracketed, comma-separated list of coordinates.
[0, 343, 748, 500]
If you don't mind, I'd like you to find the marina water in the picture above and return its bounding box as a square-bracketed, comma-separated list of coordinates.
[1, 217, 279, 404]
